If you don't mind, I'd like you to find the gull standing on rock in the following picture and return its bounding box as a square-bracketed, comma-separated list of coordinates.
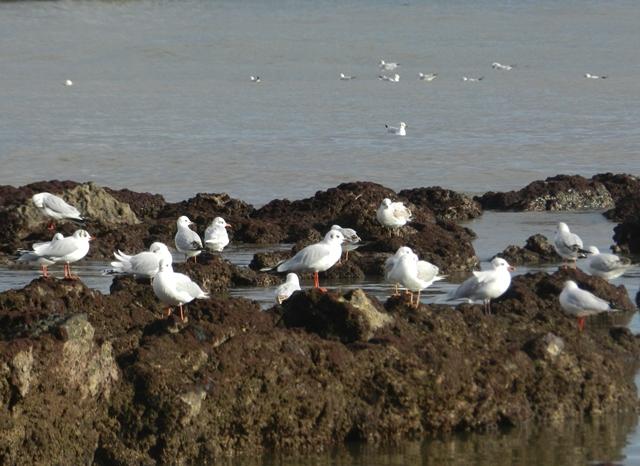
[331, 225, 361, 261]
[376, 198, 412, 235]
[108, 242, 173, 279]
[385, 246, 414, 294]
[152, 259, 209, 321]
[385, 122, 407, 136]
[204, 217, 231, 252]
[584, 246, 632, 280]
[554, 222, 589, 267]
[275, 273, 301, 304]
[272, 229, 345, 291]
[175, 216, 203, 262]
[17, 232, 64, 277]
[390, 251, 434, 307]
[19, 229, 93, 280]
[450, 257, 514, 314]
[559, 280, 617, 331]
[32, 192, 85, 230]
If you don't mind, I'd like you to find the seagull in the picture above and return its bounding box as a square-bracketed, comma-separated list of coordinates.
[418, 72, 438, 81]
[376, 198, 412, 234]
[559, 280, 617, 331]
[585, 73, 607, 79]
[32, 192, 85, 230]
[584, 246, 632, 280]
[450, 257, 514, 314]
[384, 246, 414, 295]
[18, 229, 93, 279]
[175, 216, 203, 262]
[250, 76, 261, 83]
[17, 232, 64, 277]
[152, 258, 209, 321]
[275, 273, 301, 304]
[64, 79, 73, 86]
[378, 73, 400, 82]
[331, 225, 361, 261]
[385, 122, 407, 136]
[462, 76, 484, 82]
[273, 229, 345, 291]
[492, 62, 514, 71]
[108, 242, 173, 279]
[389, 251, 438, 307]
[204, 217, 231, 252]
[554, 222, 590, 266]
[339, 73, 356, 80]
[379, 60, 400, 71]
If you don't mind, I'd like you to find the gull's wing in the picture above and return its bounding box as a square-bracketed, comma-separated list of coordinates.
[590, 253, 629, 273]
[566, 288, 610, 312]
[176, 228, 203, 251]
[43, 194, 82, 218]
[174, 273, 208, 298]
[391, 203, 412, 221]
[129, 252, 160, 276]
[417, 261, 439, 282]
[452, 274, 482, 300]
[277, 243, 328, 272]
[40, 237, 81, 259]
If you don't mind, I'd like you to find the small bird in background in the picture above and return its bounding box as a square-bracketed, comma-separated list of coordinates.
[64, 79, 73, 86]
[379, 73, 400, 82]
[17, 232, 64, 277]
[584, 73, 607, 79]
[379, 60, 400, 70]
[559, 280, 617, 331]
[584, 246, 632, 280]
[462, 76, 484, 82]
[331, 225, 361, 261]
[492, 62, 514, 71]
[385, 121, 407, 136]
[340, 73, 356, 80]
[250, 76, 261, 83]
[418, 72, 438, 81]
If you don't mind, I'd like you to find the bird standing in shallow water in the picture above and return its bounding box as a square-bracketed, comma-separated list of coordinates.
[559, 280, 617, 331]
[451, 257, 514, 314]
[584, 246, 631, 280]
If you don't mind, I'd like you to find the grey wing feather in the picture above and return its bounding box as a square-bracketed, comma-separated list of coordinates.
[568, 289, 610, 312]
[40, 238, 81, 259]
[277, 244, 326, 272]
[176, 229, 203, 251]
[591, 254, 628, 272]
[452, 275, 482, 299]
[175, 275, 208, 298]
[44, 195, 82, 218]
[129, 252, 160, 275]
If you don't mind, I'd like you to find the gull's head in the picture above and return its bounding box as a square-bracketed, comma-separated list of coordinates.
[325, 230, 344, 244]
[177, 216, 193, 227]
[587, 245, 600, 255]
[286, 273, 300, 285]
[211, 216, 230, 228]
[32, 192, 48, 208]
[491, 257, 515, 272]
[394, 74, 400, 80]
[52, 232, 64, 241]
[158, 258, 172, 272]
[381, 198, 392, 207]
[557, 222, 570, 233]
[563, 280, 579, 291]
[379, 60, 385, 65]
[149, 242, 169, 254]
[73, 229, 94, 241]
[399, 122, 407, 128]
[395, 246, 413, 257]
[331, 225, 342, 231]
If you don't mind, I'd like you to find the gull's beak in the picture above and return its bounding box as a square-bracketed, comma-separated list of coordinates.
[225, 223, 232, 228]
[508, 266, 515, 272]
[89, 236, 96, 241]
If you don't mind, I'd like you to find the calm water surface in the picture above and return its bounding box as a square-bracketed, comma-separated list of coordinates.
[1, 0, 639, 463]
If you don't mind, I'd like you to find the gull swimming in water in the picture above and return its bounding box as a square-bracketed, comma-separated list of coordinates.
[175, 216, 203, 262]
[273, 229, 345, 290]
[559, 280, 617, 331]
[275, 273, 301, 304]
[152, 258, 209, 321]
[385, 122, 407, 136]
[64, 79, 73, 86]
[492, 62, 514, 71]
[379, 73, 400, 82]
[250, 76, 261, 83]
[376, 198, 412, 234]
[585, 73, 607, 79]
[19, 229, 93, 279]
[418, 72, 438, 81]
[32, 192, 85, 230]
[584, 246, 631, 280]
[17, 232, 64, 277]
[379, 60, 400, 71]
[331, 225, 361, 261]
[462, 76, 484, 82]
[339, 73, 356, 80]
[108, 242, 173, 279]
[554, 222, 589, 266]
[450, 257, 514, 314]
[204, 217, 231, 252]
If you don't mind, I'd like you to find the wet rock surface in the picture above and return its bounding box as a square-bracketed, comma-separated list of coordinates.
[494, 234, 562, 266]
[0, 266, 637, 463]
[398, 186, 482, 221]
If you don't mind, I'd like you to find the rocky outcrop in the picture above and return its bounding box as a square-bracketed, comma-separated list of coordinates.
[494, 234, 562, 265]
[477, 175, 615, 211]
[0, 268, 637, 463]
[398, 186, 482, 221]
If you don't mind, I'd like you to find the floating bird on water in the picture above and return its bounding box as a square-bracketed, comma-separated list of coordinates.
[379, 60, 400, 71]
[585, 73, 607, 79]
[462, 76, 484, 82]
[204, 217, 231, 252]
[492, 62, 514, 71]
[275, 273, 301, 304]
[32, 192, 85, 230]
[584, 246, 631, 280]
[152, 258, 209, 321]
[450, 257, 514, 314]
[559, 280, 617, 331]
[385, 121, 407, 136]
[376, 198, 412, 234]
[378, 73, 400, 82]
[339, 73, 356, 80]
[418, 72, 438, 81]
[64, 79, 73, 86]
[250, 76, 261, 83]
[175, 216, 203, 262]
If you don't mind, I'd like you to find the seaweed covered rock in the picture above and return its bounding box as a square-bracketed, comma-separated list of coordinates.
[494, 234, 562, 265]
[477, 175, 614, 211]
[398, 186, 482, 221]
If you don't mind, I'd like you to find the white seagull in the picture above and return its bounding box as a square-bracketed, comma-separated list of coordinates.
[554, 222, 589, 266]
[379, 60, 400, 71]
[385, 122, 407, 136]
[331, 225, 361, 261]
[204, 217, 231, 252]
[250, 76, 261, 83]
[108, 242, 173, 279]
[451, 257, 514, 314]
[152, 259, 209, 321]
[175, 216, 203, 262]
[19, 229, 93, 279]
[385, 246, 414, 294]
[64, 79, 73, 86]
[32, 192, 85, 230]
[376, 198, 412, 234]
[274, 229, 345, 290]
[275, 273, 301, 304]
[378, 73, 400, 82]
[584, 246, 631, 280]
[17, 232, 64, 277]
[492, 62, 514, 71]
[462, 76, 484, 82]
[559, 280, 617, 331]
[339, 73, 356, 80]
[585, 73, 607, 79]
[389, 251, 435, 307]
[418, 72, 438, 81]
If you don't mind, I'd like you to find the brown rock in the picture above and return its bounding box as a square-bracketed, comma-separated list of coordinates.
[399, 186, 482, 221]
[494, 234, 562, 265]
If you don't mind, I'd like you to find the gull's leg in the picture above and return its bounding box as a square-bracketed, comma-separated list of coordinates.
[393, 283, 399, 296]
[47, 221, 55, 231]
[179, 304, 185, 322]
[414, 290, 421, 308]
[577, 317, 586, 332]
[40, 264, 49, 278]
[165, 308, 172, 317]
